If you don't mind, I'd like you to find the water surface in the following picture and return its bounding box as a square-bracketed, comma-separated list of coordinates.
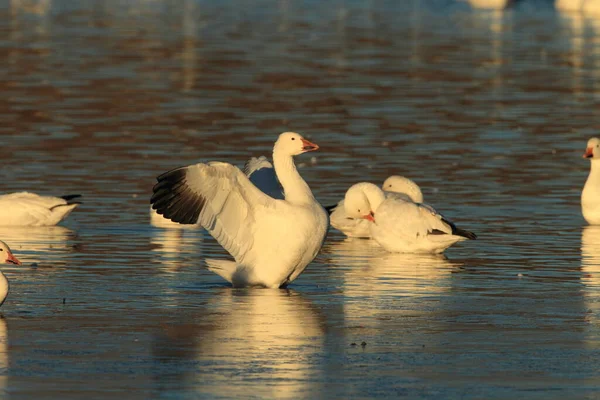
[2, 0, 600, 398]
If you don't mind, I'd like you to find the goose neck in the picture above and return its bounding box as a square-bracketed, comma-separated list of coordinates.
[273, 150, 314, 204]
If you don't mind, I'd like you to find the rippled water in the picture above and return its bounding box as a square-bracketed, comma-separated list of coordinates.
[2, 0, 600, 398]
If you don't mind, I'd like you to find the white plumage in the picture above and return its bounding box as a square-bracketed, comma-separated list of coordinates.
[151, 132, 328, 288]
[0, 192, 81, 226]
[0, 240, 22, 307]
[555, 0, 600, 14]
[329, 176, 423, 238]
[150, 156, 283, 228]
[343, 182, 476, 254]
[582, 137, 600, 225]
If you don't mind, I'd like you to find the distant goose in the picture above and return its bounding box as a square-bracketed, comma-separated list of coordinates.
[555, 0, 600, 14]
[582, 137, 600, 225]
[328, 176, 423, 238]
[0, 192, 81, 226]
[150, 156, 283, 228]
[343, 182, 476, 254]
[466, 0, 514, 9]
[151, 132, 328, 288]
[0, 240, 21, 307]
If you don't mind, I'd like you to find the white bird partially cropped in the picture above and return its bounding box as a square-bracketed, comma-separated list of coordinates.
[0, 240, 22, 307]
[582, 137, 600, 225]
[328, 176, 424, 238]
[555, 0, 600, 14]
[150, 156, 283, 228]
[151, 132, 329, 288]
[0, 192, 81, 226]
[343, 182, 476, 254]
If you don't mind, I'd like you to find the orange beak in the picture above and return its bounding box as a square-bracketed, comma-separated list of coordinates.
[5, 251, 21, 266]
[301, 138, 319, 152]
[363, 211, 375, 222]
[584, 148, 594, 159]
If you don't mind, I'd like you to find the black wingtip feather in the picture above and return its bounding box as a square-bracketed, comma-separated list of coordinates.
[151, 167, 204, 225]
[324, 204, 337, 215]
[455, 228, 477, 240]
[61, 194, 82, 203]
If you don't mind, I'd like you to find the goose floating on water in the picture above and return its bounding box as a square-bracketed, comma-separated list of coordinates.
[151, 132, 329, 288]
[0, 240, 21, 307]
[582, 137, 600, 225]
[0, 192, 81, 226]
[328, 176, 424, 238]
[343, 182, 476, 254]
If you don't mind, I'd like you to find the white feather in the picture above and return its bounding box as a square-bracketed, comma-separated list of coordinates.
[0, 192, 80, 226]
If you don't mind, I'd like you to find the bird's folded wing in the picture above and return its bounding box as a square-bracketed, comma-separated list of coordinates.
[0, 198, 54, 225]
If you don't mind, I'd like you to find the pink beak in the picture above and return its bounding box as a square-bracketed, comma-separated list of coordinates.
[584, 147, 594, 159]
[301, 138, 319, 152]
[5, 251, 21, 266]
[363, 212, 375, 222]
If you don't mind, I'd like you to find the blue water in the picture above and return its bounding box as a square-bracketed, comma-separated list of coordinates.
[1, 0, 600, 398]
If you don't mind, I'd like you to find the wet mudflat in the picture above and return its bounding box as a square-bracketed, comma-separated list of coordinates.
[2, 0, 600, 398]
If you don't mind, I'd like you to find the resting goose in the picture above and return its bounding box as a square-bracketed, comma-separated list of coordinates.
[328, 176, 423, 238]
[150, 156, 283, 228]
[151, 132, 329, 288]
[343, 182, 476, 254]
[0, 192, 81, 226]
[582, 137, 600, 225]
[0, 240, 21, 307]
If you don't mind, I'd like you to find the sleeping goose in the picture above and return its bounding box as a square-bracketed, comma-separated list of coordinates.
[0, 192, 81, 226]
[151, 132, 329, 288]
[343, 182, 476, 254]
[328, 176, 423, 238]
[582, 137, 600, 225]
[0, 240, 21, 307]
[150, 156, 283, 228]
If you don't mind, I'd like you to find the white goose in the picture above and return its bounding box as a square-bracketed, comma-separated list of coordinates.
[343, 182, 476, 254]
[582, 137, 600, 225]
[0, 240, 21, 307]
[150, 156, 284, 228]
[0, 192, 81, 226]
[328, 176, 424, 238]
[151, 132, 329, 288]
[556, 0, 600, 14]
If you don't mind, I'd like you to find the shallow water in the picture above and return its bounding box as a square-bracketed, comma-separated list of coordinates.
[2, 0, 600, 398]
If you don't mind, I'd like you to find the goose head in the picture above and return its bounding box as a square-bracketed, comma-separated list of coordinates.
[0, 241, 20, 266]
[382, 175, 424, 203]
[343, 182, 386, 222]
[273, 132, 319, 156]
[583, 137, 600, 160]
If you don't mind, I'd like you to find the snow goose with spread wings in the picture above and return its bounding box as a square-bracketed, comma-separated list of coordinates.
[151, 132, 328, 288]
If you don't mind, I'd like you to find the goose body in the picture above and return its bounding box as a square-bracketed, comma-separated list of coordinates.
[0, 240, 22, 307]
[329, 176, 423, 238]
[343, 182, 476, 254]
[151, 132, 328, 288]
[556, 0, 600, 14]
[582, 138, 600, 225]
[0, 192, 81, 226]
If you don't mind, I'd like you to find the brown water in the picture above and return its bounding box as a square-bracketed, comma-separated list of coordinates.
[2, 0, 600, 398]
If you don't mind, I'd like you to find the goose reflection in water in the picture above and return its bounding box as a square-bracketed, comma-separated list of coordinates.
[327, 237, 462, 297]
[581, 226, 600, 327]
[152, 289, 325, 398]
[150, 227, 203, 274]
[0, 318, 7, 392]
[0, 226, 76, 266]
[324, 237, 463, 339]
